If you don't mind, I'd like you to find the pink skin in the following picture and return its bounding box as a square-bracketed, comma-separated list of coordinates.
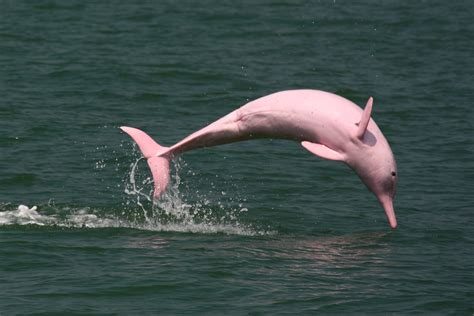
[121, 89, 398, 229]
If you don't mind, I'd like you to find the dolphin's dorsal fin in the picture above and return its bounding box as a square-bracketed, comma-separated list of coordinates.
[356, 97, 373, 139]
[301, 141, 345, 161]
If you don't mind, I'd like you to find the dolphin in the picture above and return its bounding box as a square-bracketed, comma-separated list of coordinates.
[121, 89, 398, 228]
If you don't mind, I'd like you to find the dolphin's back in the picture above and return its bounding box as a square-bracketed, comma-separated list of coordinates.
[164, 90, 368, 155]
[236, 90, 363, 144]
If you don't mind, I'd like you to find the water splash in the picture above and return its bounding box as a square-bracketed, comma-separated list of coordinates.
[123, 156, 153, 222]
[0, 156, 272, 236]
[122, 156, 264, 235]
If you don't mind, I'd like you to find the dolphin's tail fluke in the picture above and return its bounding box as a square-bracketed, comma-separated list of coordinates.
[120, 126, 171, 199]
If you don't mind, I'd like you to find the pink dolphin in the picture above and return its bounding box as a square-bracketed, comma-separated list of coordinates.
[121, 89, 398, 229]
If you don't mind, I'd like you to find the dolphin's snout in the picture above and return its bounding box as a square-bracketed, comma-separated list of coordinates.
[380, 198, 397, 229]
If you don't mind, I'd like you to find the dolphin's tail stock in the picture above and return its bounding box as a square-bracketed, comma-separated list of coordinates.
[120, 126, 171, 199]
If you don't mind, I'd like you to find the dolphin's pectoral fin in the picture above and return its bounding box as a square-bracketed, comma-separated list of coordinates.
[301, 141, 345, 161]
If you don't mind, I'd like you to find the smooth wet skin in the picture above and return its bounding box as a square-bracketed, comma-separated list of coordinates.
[121, 89, 398, 228]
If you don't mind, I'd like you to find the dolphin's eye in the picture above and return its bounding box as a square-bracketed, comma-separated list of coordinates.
[391, 171, 396, 177]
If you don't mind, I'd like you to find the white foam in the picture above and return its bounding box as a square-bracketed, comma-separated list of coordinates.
[0, 204, 269, 235]
[0, 204, 50, 226]
[0, 204, 115, 228]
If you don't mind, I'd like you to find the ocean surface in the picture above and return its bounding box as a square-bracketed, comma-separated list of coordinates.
[1, 1, 473, 314]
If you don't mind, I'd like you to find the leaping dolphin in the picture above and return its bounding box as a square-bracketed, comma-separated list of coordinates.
[121, 89, 398, 228]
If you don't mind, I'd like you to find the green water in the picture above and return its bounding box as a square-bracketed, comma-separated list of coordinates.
[1, 1, 473, 314]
